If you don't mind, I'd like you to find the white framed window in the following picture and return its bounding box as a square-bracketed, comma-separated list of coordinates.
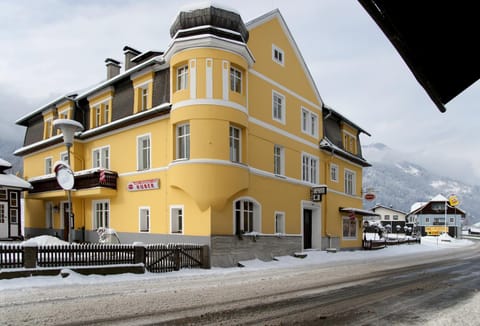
[137, 134, 151, 170]
[58, 109, 69, 119]
[139, 207, 150, 233]
[45, 202, 53, 229]
[330, 163, 339, 182]
[93, 200, 109, 229]
[342, 216, 357, 239]
[140, 87, 148, 111]
[176, 65, 188, 91]
[103, 103, 110, 122]
[45, 157, 53, 174]
[170, 206, 183, 234]
[344, 169, 356, 195]
[302, 153, 319, 184]
[230, 66, 242, 93]
[272, 44, 284, 66]
[10, 209, 18, 224]
[393, 215, 399, 221]
[60, 151, 68, 163]
[95, 106, 101, 127]
[92, 146, 110, 169]
[274, 145, 284, 175]
[274, 211, 285, 234]
[176, 123, 190, 160]
[44, 118, 53, 139]
[272, 91, 285, 124]
[9, 192, 17, 207]
[301, 107, 318, 137]
[229, 125, 241, 163]
[385, 215, 390, 220]
[234, 198, 261, 235]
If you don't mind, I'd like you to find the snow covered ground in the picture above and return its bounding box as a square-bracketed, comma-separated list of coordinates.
[1, 235, 478, 325]
[0, 233, 473, 291]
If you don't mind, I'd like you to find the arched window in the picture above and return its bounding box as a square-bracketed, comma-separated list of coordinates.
[234, 198, 261, 235]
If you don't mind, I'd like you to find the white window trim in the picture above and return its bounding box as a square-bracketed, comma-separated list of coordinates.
[176, 123, 190, 160]
[272, 44, 285, 66]
[60, 151, 68, 163]
[137, 133, 151, 171]
[232, 197, 262, 235]
[274, 144, 285, 176]
[272, 90, 286, 124]
[344, 168, 357, 196]
[170, 205, 184, 234]
[301, 107, 318, 137]
[92, 145, 110, 169]
[45, 156, 53, 175]
[330, 163, 339, 183]
[301, 152, 319, 184]
[230, 66, 242, 93]
[342, 216, 358, 240]
[274, 211, 285, 234]
[92, 199, 110, 229]
[176, 64, 188, 91]
[230, 125, 242, 163]
[139, 206, 150, 233]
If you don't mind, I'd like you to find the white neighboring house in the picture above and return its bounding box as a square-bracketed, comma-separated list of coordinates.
[0, 158, 32, 239]
[370, 204, 408, 233]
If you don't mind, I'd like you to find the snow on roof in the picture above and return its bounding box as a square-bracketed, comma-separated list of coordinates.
[0, 158, 12, 169]
[0, 173, 32, 189]
[431, 194, 448, 202]
[178, 1, 240, 15]
[410, 202, 427, 212]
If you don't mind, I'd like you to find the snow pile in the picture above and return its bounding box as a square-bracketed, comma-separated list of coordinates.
[23, 235, 68, 246]
[421, 234, 473, 248]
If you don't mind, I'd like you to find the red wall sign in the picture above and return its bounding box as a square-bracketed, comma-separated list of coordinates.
[127, 179, 160, 192]
[364, 193, 376, 201]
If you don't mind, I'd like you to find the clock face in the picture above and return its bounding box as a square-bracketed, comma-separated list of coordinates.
[56, 166, 75, 190]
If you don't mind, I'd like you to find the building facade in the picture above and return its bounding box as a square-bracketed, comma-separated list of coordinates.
[370, 204, 407, 232]
[407, 194, 465, 237]
[0, 158, 31, 239]
[15, 6, 370, 266]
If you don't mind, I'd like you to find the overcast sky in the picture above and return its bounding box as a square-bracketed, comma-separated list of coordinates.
[1, 0, 479, 185]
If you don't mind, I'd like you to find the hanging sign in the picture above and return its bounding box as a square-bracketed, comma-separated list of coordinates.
[364, 193, 376, 201]
[448, 194, 459, 207]
[127, 179, 160, 192]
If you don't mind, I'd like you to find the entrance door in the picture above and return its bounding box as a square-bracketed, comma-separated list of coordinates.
[0, 202, 8, 238]
[303, 209, 312, 249]
[61, 202, 70, 241]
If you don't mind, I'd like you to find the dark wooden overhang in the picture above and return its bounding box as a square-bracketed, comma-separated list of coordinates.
[358, 1, 480, 112]
[29, 169, 118, 194]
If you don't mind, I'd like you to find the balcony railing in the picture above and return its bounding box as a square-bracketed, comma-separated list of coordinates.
[29, 169, 118, 194]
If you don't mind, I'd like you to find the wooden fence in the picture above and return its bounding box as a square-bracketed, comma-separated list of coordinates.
[0, 243, 209, 273]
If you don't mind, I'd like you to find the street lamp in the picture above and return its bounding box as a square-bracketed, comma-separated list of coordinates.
[396, 224, 401, 239]
[53, 119, 83, 243]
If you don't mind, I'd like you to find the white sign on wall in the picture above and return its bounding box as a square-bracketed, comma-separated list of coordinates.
[127, 179, 160, 192]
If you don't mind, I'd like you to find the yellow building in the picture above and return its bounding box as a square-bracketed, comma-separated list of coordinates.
[15, 5, 372, 266]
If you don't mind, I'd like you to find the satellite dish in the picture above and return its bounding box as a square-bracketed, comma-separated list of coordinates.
[54, 161, 75, 190]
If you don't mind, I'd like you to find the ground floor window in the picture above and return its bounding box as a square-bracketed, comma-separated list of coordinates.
[93, 200, 109, 229]
[171, 206, 183, 234]
[139, 207, 150, 232]
[234, 199, 260, 234]
[274, 212, 285, 234]
[342, 216, 357, 239]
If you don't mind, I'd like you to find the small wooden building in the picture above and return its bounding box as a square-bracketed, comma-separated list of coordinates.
[0, 158, 32, 240]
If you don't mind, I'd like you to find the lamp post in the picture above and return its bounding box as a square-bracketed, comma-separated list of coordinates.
[53, 119, 83, 243]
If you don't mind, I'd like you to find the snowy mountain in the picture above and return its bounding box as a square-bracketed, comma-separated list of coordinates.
[362, 143, 480, 224]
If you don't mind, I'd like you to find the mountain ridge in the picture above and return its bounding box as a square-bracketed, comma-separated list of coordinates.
[362, 143, 480, 224]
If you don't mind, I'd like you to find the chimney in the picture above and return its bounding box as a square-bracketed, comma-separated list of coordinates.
[123, 46, 141, 71]
[105, 58, 121, 79]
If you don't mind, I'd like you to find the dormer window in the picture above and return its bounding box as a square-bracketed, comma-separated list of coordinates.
[132, 72, 153, 113]
[272, 45, 284, 66]
[44, 118, 53, 139]
[343, 132, 357, 154]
